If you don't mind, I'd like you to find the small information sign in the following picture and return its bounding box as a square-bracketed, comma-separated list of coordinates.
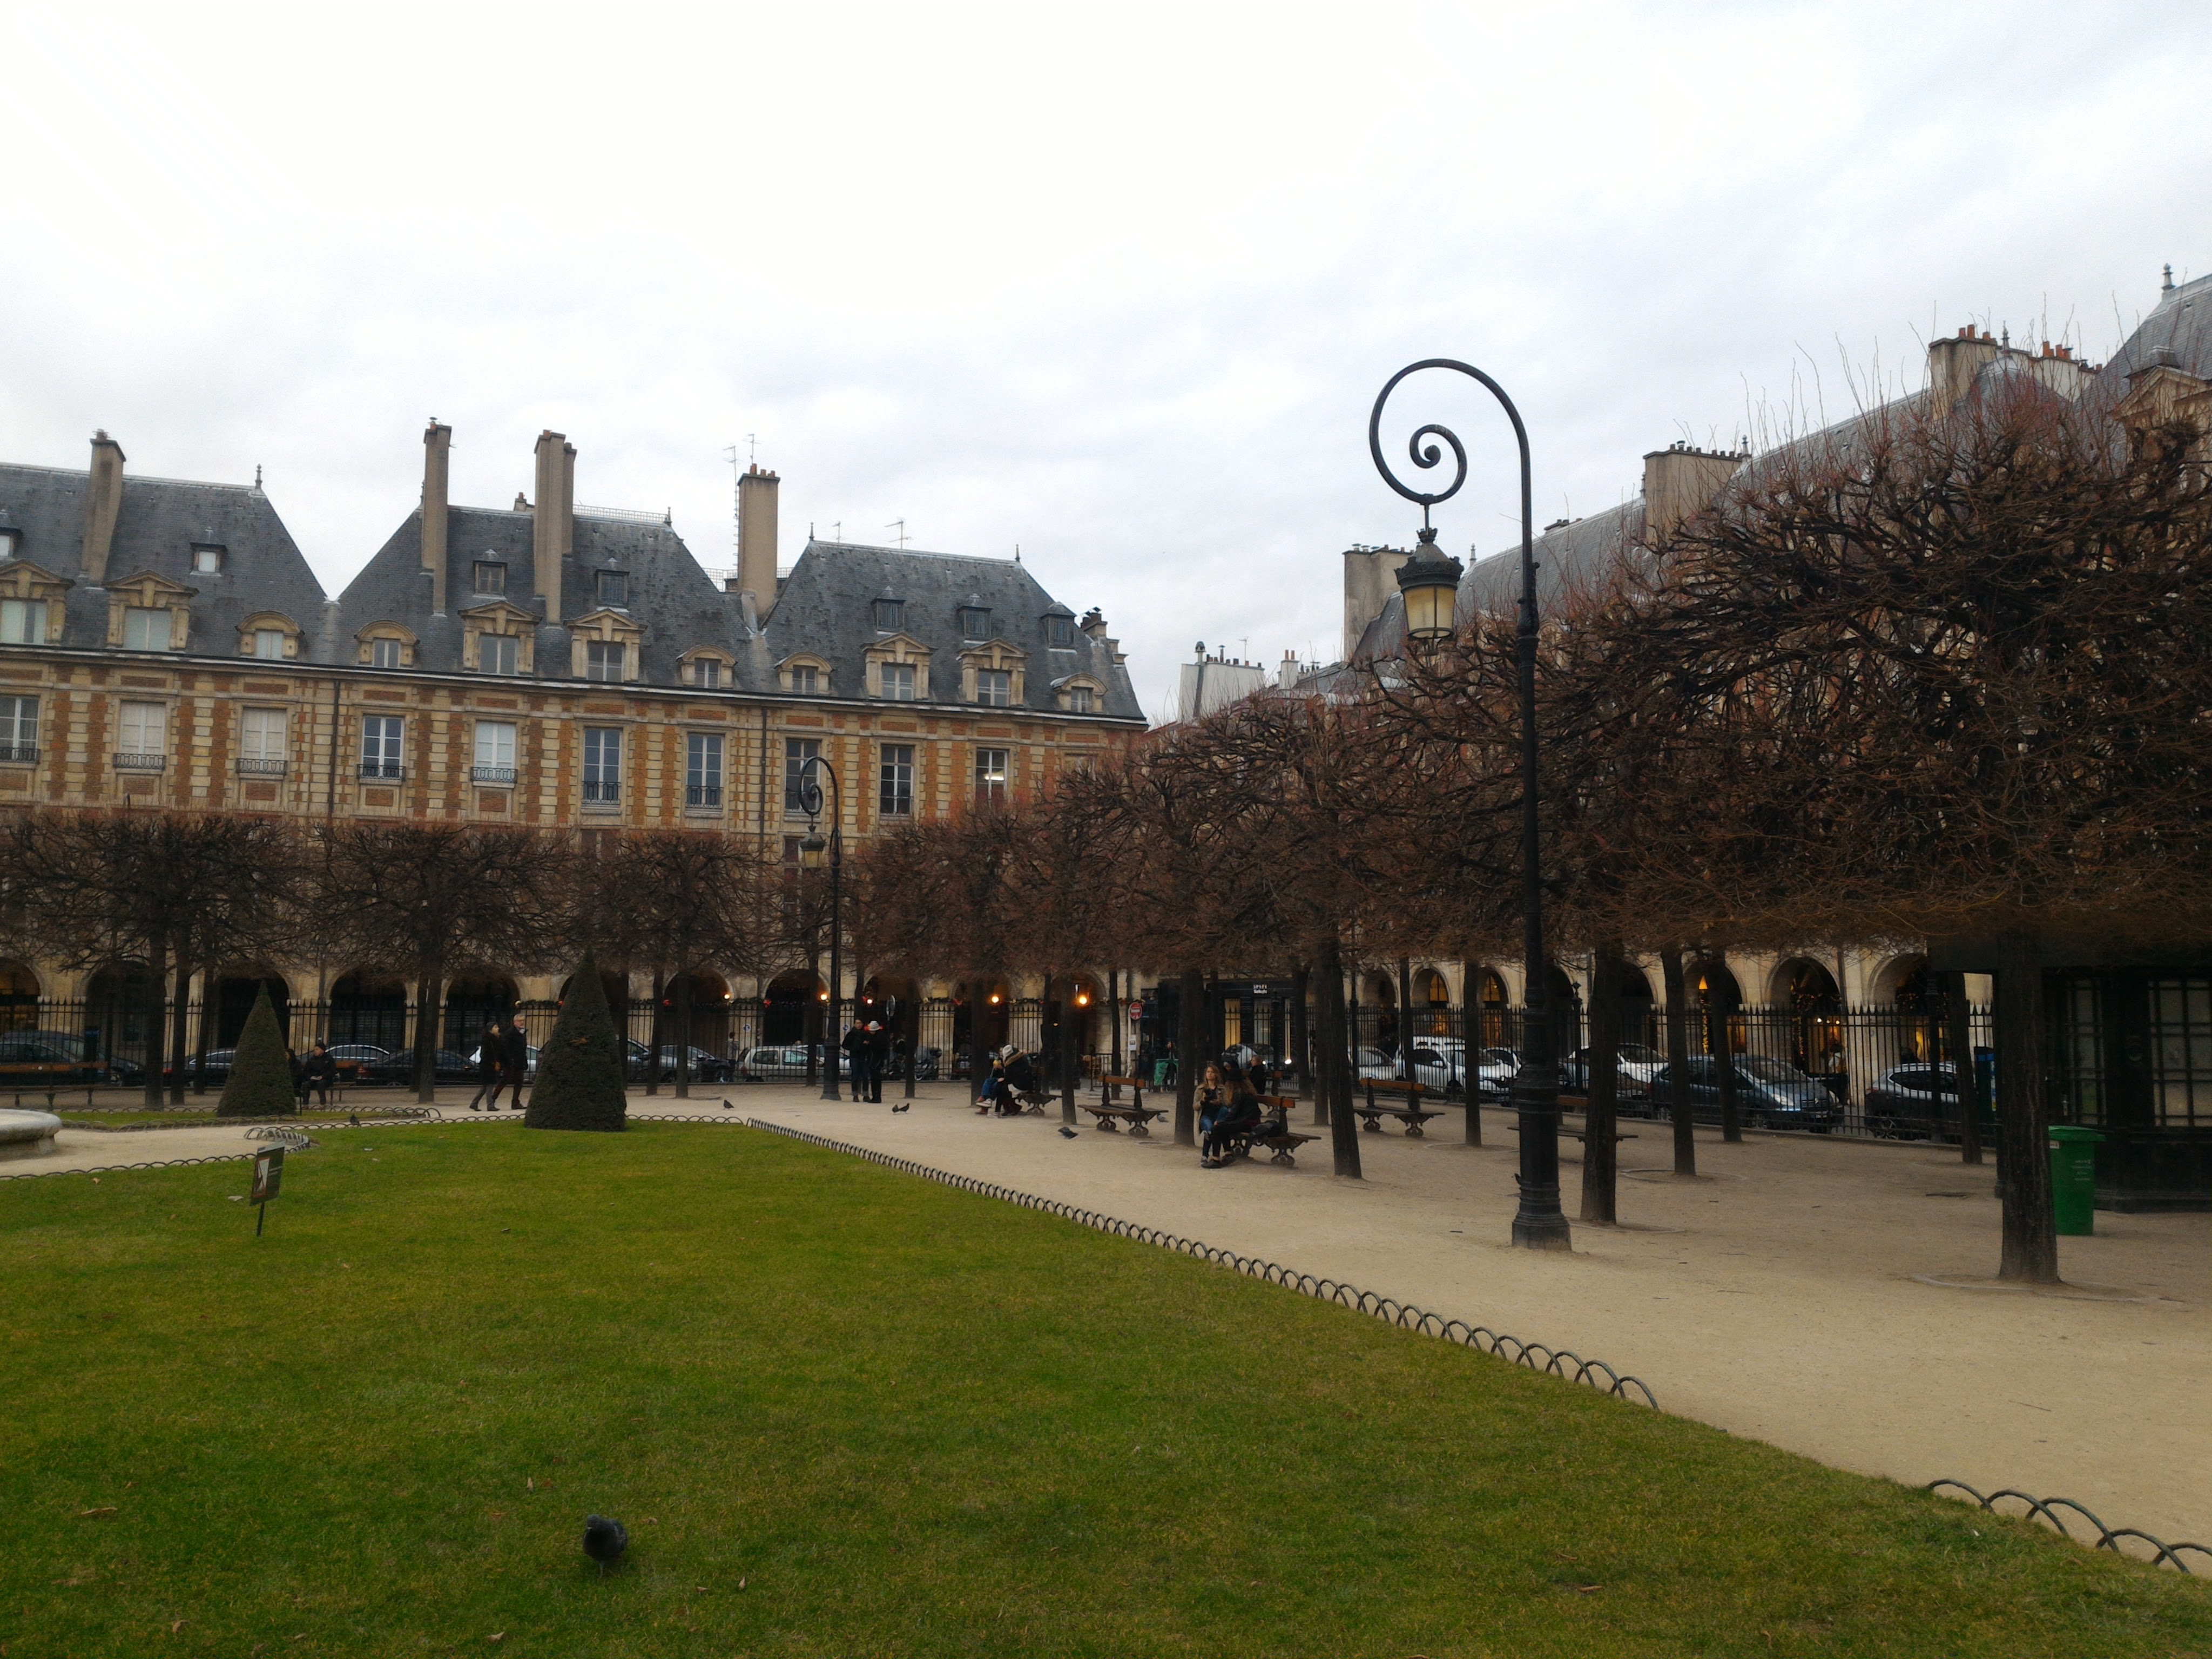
[249, 1146, 284, 1234]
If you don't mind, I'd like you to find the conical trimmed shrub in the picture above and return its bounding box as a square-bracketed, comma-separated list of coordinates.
[524, 954, 628, 1132]
[217, 984, 297, 1118]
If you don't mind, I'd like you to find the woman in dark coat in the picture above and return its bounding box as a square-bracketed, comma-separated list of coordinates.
[467, 1021, 505, 1112]
[1201, 1073, 1264, 1168]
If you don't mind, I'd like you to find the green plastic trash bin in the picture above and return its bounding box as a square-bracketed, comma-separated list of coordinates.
[2048, 1124, 2102, 1236]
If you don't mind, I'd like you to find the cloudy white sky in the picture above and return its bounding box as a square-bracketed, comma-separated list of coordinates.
[2, 2, 2204, 718]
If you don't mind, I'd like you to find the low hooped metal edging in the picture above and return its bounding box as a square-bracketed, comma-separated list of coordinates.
[738, 1115, 1661, 1409]
[1926, 1479, 2210, 1573]
[1, 1151, 262, 1182]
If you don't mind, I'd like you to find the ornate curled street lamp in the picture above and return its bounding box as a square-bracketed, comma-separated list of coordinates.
[1370, 359, 1570, 1251]
[797, 754, 844, 1102]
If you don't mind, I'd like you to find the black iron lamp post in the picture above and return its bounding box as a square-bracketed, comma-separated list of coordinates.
[1369, 359, 1571, 1251]
[797, 754, 844, 1103]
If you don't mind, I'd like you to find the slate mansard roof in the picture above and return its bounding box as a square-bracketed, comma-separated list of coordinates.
[0, 463, 327, 651]
[0, 453, 1143, 722]
[763, 539, 1143, 720]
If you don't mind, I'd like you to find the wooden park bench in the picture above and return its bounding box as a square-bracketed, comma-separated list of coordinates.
[1217, 1097, 1318, 1167]
[1082, 1075, 1167, 1136]
[1356, 1077, 1446, 1137]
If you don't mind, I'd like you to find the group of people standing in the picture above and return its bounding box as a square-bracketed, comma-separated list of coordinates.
[839, 1020, 901, 1104]
[467, 1016, 534, 1112]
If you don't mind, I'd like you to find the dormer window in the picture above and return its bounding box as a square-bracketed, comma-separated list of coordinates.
[693, 657, 721, 688]
[584, 639, 624, 682]
[1068, 685, 1094, 713]
[481, 634, 520, 675]
[124, 606, 172, 650]
[473, 561, 507, 596]
[0, 529, 18, 560]
[1047, 616, 1074, 648]
[872, 598, 903, 630]
[959, 606, 990, 640]
[370, 637, 404, 670]
[191, 545, 224, 575]
[596, 569, 629, 607]
[791, 665, 819, 694]
[253, 628, 286, 660]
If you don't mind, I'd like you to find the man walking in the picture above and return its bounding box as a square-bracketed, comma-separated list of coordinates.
[865, 1022, 891, 1103]
[502, 1014, 531, 1111]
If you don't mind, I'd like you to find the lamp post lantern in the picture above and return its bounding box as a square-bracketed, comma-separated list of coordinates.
[797, 754, 844, 1102]
[1369, 359, 1571, 1251]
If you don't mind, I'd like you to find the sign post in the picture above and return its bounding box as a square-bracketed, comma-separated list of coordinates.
[248, 1145, 285, 1236]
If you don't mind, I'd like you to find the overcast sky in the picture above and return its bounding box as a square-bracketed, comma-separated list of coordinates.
[3, 2, 2204, 719]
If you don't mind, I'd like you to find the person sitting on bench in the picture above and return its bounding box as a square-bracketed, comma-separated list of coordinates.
[1002, 1047, 1040, 1112]
[1201, 1075, 1264, 1168]
[1195, 1062, 1228, 1143]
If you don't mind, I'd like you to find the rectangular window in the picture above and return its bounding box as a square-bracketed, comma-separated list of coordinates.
[1048, 617, 1074, 647]
[975, 669, 1012, 707]
[0, 529, 19, 559]
[192, 545, 224, 574]
[784, 737, 821, 813]
[253, 628, 286, 660]
[687, 731, 724, 808]
[790, 664, 819, 694]
[239, 707, 286, 772]
[479, 633, 519, 676]
[1, 598, 46, 643]
[118, 700, 166, 765]
[596, 569, 629, 606]
[880, 662, 915, 701]
[582, 726, 622, 804]
[975, 746, 1008, 805]
[1068, 685, 1094, 713]
[2150, 975, 2212, 1130]
[473, 561, 506, 595]
[474, 719, 517, 784]
[879, 743, 914, 817]
[123, 606, 171, 650]
[959, 607, 990, 640]
[693, 657, 721, 688]
[0, 694, 36, 762]
[370, 637, 404, 669]
[584, 639, 624, 682]
[360, 714, 404, 779]
[872, 598, 903, 630]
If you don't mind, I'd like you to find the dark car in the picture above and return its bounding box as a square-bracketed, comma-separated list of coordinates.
[369, 1048, 476, 1085]
[324, 1043, 393, 1083]
[1864, 1062, 1996, 1142]
[654, 1046, 734, 1083]
[1649, 1055, 1842, 1133]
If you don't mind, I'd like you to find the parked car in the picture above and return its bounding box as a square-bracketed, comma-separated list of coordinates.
[653, 1046, 734, 1083]
[1649, 1055, 1841, 1132]
[739, 1043, 825, 1081]
[325, 1043, 393, 1084]
[1560, 1043, 1665, 1098]
[1863, 1062, 1995, 1142]
[369, 1048, 476, 1084]
[1468, 1047, 1520, 1098]
[0, 1030, 106, 1088]
[1354, 1044, 1398, 1081]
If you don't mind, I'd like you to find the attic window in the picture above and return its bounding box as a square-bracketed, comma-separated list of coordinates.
[1047, 616, 1074, 648]
[596, 569, 629, 606]
[0, 529, 18, 559]
[872, 598, 903, 630]
[192, 545, 224, 575]
[474, 561, 507, 595]
[959, 606, 990, 640]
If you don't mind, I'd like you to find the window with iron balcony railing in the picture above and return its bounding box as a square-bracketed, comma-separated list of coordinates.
[0, 744, 38, 765]
[358, 760, 405, 781]
[472, 765, 518, 785]
[113, 753, 166, 772]
[237, 758, 288, 777]
[686, 783, 723, 808]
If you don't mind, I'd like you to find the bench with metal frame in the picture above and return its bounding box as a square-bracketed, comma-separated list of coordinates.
[1357, 1077, 1446, 1137]
[1082, 1075, 1166, 1136]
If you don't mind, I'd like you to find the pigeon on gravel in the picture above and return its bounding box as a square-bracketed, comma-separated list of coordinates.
[721, 1098, 735, 1111]
[584, 1515, 628, 1574]
[1058, 1126, 1077, 1139]
[891, 1103, 909, 1113]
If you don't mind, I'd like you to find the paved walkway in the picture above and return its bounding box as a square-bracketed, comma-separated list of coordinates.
[643, 1082, 2210, 1549]
[18, 1082, 2205, 1547]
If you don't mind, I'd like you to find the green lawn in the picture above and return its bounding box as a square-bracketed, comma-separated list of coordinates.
[3, 1123, 2205, 1658]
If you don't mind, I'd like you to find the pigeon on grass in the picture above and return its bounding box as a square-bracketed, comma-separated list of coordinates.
[583, 1514, 629, 1575]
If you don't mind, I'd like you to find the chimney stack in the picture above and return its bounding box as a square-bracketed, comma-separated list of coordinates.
[532, 429, 575, 623]
[1641, 443, 1744, 542]
[422, 420, 451, 613]
[82, 430, 126, 582]
[1341, 545, 1411, 662]
[1928, 325, 2002, 418]
[738, 464, 780, 621]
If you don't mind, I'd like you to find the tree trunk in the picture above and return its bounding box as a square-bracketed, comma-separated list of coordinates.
[415, 963, 443, 1104]
[1060, 984, 1078, 1123]
[1317, 935, 1360, 1178]
[805, 948, 821, 1087]
[167, 957, 193, 1107]
[644, 968, 664, 1095]
[141, 934, 168, 1108]
[1994, 931, 2058, 1284]
[1397, 956, 1415, 1073]
[1581, 946, 1621, 1224]
[1710, 966, 1743, 1144]
[1661, 944, 1696, 1176]
[1174, 966, 1203, 1146]
[1289, 964, 1310, 1101]
[1947, 970, 1982, 1165]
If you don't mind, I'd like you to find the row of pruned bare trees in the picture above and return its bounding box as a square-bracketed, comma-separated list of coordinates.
[0, 817, 805, 1105]
[852, 379, 2212, 1283]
